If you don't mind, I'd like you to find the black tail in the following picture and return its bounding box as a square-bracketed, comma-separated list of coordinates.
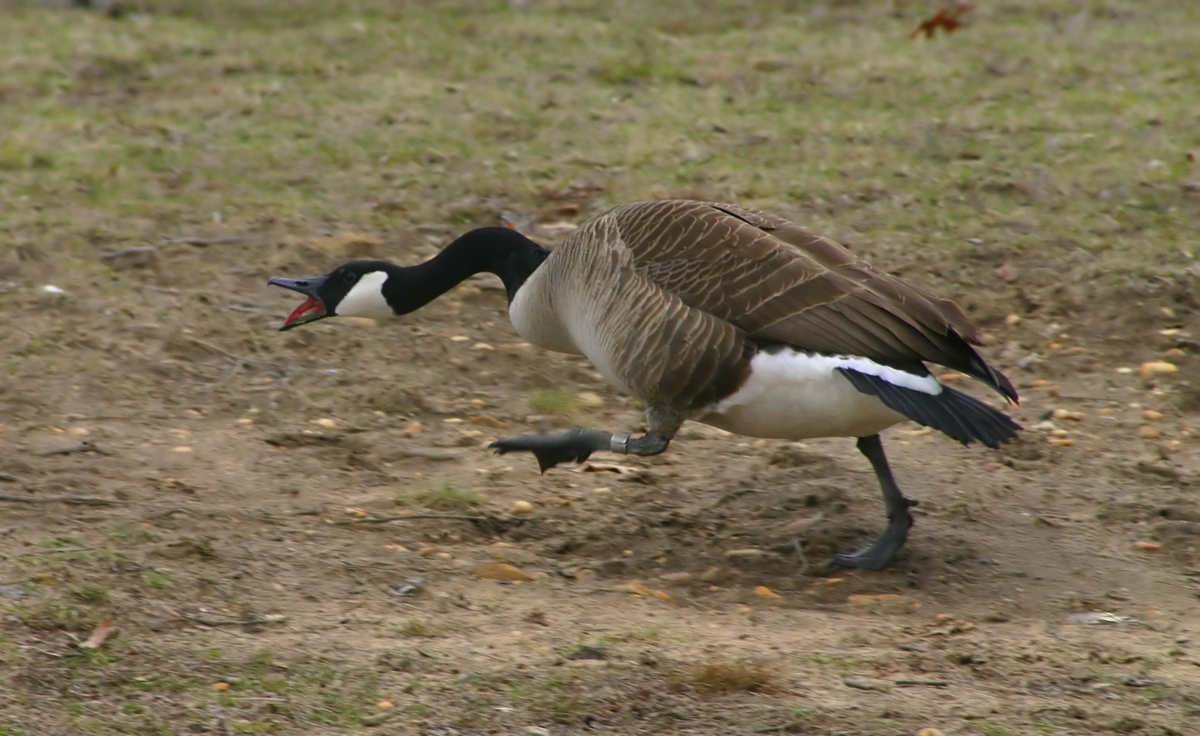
[838, 368, 1021, 448]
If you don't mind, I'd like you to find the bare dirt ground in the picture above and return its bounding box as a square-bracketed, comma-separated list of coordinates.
[3, 2, 1200, 735]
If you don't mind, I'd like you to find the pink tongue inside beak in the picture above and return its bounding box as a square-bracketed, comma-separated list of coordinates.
[284, 297, 323, 326]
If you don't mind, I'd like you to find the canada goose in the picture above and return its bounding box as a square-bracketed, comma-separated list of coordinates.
[269, 200, 1020, 570]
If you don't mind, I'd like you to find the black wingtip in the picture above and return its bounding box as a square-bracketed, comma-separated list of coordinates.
[839, 368, 1021, 449]
[955, 332, 1019, 405]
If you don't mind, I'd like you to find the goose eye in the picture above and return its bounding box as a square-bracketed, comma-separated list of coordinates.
[345, 273, 359, 284]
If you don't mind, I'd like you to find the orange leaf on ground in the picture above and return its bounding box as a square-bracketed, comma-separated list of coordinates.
[911, 4, 973, 39]
[80, 617, 115, 649]
[476, 563, 532, 581]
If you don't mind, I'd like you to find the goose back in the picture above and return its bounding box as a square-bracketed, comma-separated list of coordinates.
[510, 199, 1012, 417]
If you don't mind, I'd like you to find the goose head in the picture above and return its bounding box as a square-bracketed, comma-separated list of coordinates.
[269, 261, 396, 330]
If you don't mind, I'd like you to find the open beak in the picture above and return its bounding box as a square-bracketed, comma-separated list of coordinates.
[268, 275, 329, 331]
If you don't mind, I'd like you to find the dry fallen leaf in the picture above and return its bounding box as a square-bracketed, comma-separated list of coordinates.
[848, 593, 902, 605]
[624, 580, 655, 596]
[477, 563, 532, 581]
[910, 4, 973, 39]
[994, 262, 1020, 283]
[578, 462, 639, 474]
[80, 616, 114, 649]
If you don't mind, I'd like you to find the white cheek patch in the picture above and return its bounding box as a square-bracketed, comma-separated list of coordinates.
[336, 271, 394, 320]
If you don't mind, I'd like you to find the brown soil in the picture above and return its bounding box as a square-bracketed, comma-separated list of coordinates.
[2, 220, 1199, 735]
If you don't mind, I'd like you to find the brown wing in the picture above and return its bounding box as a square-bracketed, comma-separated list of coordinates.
[597, 200, 1014, 400]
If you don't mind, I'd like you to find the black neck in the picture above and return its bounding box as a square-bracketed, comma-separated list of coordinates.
[382, 227, 550, 314]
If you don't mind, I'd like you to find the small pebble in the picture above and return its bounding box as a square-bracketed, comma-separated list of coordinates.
[471, 342, 494, 351]
[449, 335, 470, 342]
[659, 572, 693, 583]
[1004, 314, 1021, 327]
[1134, 541, 1161, 552]
[1143, 410, 1163, 421]
[1048, 437, 1074, 447]
[652, 589, 672, 601]
[311, 418, 337, 429]
[236, 417, 254, 426]
[725, 548, 767, 560]
[1051, 409, 1083, 421]
[377, 701, 394, 710]
[417, 547, 435, 557]
[754, 585, 781, 599]
[917, 729, 947, 736]
[1138, 361, 1178, 377]
[66, 427, 90, 437]
[1137, 425, 1161, 439]
[170, 446, 194, 453]
[212, 682, 230, 692]
[436, 552, 453, 560]
[509, 500, 534, 515]
[1050, 428, 1070, 438]
[405, 421, 423, 434]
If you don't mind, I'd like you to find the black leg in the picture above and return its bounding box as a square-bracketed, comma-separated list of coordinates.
[831, 434, 917, 571]
[490, 429, 671, 473]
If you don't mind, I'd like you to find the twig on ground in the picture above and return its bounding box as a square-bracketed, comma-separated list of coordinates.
[6, 547, 94, 559]
[0, 494, 122, 506]
[793, 536, 809, 576]
[335, 514, 488, 525]
[894, 679, 950, 687]
[162, 236, 243, 247]
[135, 284, 183, 295]
[0, 472, 23, 483]
[188, 615, 287, 627]
[33, 440, 117, 457]
[183, 337, 284, 372]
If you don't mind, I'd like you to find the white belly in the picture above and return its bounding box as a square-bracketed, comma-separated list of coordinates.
[697, 350, 931, 440]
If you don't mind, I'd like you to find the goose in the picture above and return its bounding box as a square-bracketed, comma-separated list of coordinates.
[269, 200, 1020, 570]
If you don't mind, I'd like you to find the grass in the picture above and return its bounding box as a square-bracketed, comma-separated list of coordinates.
[399, 481, 479, 511]
[528, 388, 577, 416]
[682, 658, 780, 694]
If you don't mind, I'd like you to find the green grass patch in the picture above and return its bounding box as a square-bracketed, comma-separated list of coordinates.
[399, 482, 479, 511]
[528, 389, 577, 416]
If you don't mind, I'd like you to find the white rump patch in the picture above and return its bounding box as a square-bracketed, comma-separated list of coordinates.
[336, 271, 393, 320]
[698, 349, 941, 441]
[811, 353, 943, 395]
